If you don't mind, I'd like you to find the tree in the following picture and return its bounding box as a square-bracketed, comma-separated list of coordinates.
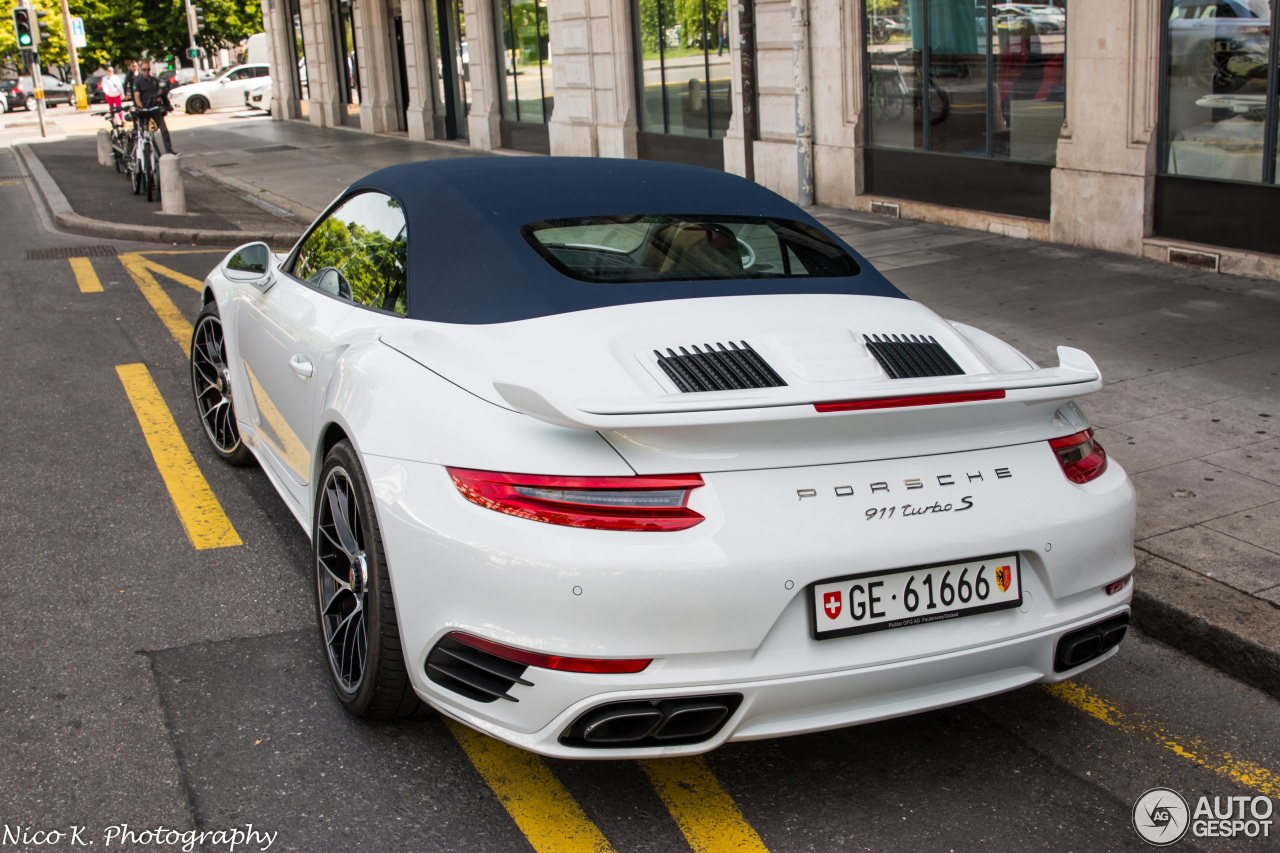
[3, 0, 263, 78]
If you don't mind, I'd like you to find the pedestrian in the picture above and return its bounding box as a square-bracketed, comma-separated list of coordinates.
[717, 10, 729, 56]
[123, 59, 138, 105]
[100, 65, 124, 109]
[132, 60, 176, 155]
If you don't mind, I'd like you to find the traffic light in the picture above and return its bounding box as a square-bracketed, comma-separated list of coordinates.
[35, 8, 50, 44]
[12, 7, 35, 49]
[192, 5, 205, 31]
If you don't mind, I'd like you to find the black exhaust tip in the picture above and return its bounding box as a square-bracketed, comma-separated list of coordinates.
[653, 699, 732, 740]
[1054, 614, 1130, 673]
[580, 704, 664, 744]
[561, 694, 742, 748]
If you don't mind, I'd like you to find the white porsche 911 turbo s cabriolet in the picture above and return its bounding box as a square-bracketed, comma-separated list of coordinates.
[191, 158, 1135, 758]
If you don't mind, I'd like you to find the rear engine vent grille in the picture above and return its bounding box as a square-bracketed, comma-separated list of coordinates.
[655, 341, 786, 393]
[426, 634, 533, 703]
[864, 334, 964, 379]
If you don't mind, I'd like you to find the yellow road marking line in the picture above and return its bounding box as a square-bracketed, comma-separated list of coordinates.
[133, 256, 205, 292]
[1046, 681, 1279, 798]
[120, 254, 192, 356]
[116, 363, 242, 550]
[446, 720, 615, 853]
[640, 756, 770, 853]
[69, 256, 103, 293]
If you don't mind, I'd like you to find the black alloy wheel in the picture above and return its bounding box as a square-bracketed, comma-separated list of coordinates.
[186, 95, 209, 115]
[189, 302, 253, 466]
[314, 441, 421, 719]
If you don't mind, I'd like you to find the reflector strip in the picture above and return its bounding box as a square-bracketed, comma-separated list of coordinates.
[452, 632, 651, 674]
[814, 389, 1006, 413]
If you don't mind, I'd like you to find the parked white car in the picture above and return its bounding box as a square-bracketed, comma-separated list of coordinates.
[244, 78, 273, 111]
[170, 64, 271, 114]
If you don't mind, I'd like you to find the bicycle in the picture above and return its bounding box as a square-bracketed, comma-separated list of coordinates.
[93, 105, 130, 173]
[869, 53, 950, 126]
[128, 106, 165, 203]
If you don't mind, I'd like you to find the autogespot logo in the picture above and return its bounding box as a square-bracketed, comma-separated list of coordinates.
[1133, 787, 1190, 846]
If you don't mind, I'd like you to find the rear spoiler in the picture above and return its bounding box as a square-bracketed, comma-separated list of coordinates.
[495, 346, 1102, 430]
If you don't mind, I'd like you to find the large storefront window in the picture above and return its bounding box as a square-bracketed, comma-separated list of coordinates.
[862, 1, 1065, 218]
[1156, 0, 1280, 254]
[497, 0, 552, 123]
[1162, 0, 1276, 183]
[866, 0, 1065, 161]
[433, 0, 470, 139]
[332, 0, 361, 122]
[633, 0, 733, 168]
[287, 0, 308, 103]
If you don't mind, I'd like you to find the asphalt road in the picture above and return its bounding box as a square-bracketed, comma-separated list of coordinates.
[1, 145, 1278, 852]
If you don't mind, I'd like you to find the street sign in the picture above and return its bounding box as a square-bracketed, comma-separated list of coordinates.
[70, 16, 86, 49]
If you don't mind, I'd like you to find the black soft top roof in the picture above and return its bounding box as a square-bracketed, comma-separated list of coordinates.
[345, 158, 906, 324]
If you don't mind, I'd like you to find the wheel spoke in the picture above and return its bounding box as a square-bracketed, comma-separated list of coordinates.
[326, 482, 360, 558]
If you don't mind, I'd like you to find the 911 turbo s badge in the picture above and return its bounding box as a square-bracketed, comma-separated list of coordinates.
[996, 564, 1012, 593]
[823, 591, 842, 619]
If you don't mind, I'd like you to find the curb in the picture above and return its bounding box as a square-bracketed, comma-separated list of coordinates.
[16, 144, 304, 249]
[1131, 550, 1280, 699]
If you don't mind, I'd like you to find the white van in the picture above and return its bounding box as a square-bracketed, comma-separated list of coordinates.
[243, 33, 270, 66]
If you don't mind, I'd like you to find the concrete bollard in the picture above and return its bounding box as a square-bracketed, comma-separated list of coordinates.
[159, 154, 186, 215]
[96, 129, 112, 167]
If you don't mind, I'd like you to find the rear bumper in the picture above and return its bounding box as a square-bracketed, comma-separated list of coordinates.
[425, 603, 1130, 759]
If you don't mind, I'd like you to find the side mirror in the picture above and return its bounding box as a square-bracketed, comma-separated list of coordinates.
[224, 242, 276, 291]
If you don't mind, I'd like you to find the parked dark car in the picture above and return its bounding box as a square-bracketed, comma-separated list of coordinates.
[1, 75, 73, 111]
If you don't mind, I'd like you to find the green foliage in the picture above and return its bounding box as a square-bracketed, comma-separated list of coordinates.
[2, 0, 263, 77]
[639, 0, 727, 57]
[296, 213, 408, 315]
[868, 0, 904, 13]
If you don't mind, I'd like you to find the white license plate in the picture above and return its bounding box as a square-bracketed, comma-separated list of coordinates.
[811, 554, 1021, 640]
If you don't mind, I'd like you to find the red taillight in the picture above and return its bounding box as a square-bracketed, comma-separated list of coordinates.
[1049, 429, 1108, 484]
[815, 390, 1006, 413]
[1105, 575, 1131, 596]
[447, 468, 705, 531]
[451, 632, 651, 673]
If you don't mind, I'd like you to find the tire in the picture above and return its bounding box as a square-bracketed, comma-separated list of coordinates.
[190, 302, 255, 466]
[24, 95, 36, 111]
[131, 160, 142, 195]
[315, 440, 421, 720]
[185, 95, 209, 115]
[0, 98, 7, 114]
[146, 171, 156, 203]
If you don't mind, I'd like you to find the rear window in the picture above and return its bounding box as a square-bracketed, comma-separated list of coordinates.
[522, 215, 859, 283]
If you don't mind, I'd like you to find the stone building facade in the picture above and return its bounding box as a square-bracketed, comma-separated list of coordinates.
[259, 0, 1280, 278]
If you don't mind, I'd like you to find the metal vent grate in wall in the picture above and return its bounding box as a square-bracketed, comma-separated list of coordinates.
[863, 333, 965, 379]
[655, 341, 787, 392]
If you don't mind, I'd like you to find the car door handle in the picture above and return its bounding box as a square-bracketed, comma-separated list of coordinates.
[288, 354, 313, 379]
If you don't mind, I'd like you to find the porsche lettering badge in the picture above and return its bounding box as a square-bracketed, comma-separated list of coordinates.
[796, 467, 1012, 501]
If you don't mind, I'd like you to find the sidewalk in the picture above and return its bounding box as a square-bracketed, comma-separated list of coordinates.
[16, 116, 1280, 696]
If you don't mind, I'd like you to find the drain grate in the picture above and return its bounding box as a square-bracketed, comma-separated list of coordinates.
[0, 174, 23, 181]
[244, 144, 298, 154]
[27, 245, 119, 261]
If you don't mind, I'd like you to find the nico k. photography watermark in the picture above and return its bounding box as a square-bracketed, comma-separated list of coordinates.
[2, 823, 277, 851]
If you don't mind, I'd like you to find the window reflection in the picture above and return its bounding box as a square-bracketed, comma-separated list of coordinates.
[1164, 0, 1273, 183]
[498, 0, 553, 123]
[634, 0, 734, 139]
[294, 193, 409, 315]
[865, 0, 1065, 164]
